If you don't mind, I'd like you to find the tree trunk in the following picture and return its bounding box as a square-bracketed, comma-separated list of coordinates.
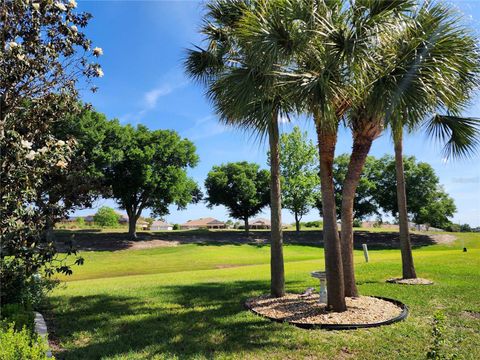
[128, 213, 137, 240]
[295, 211, 300, 233]
[340, 120, 382, 297]
[316, 123, 346, 312]
[394, 129, 417, 279]
[269, 114, 285, 298]
[244, 217, 249, 235]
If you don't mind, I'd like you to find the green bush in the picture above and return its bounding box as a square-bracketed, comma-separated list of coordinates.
[353, 219, 362, 228]
[0, 261, 58, 308]
[76, 217, 86, 226]
[93, 206, 120, 227]
[303, 220, 322, 228]
[0, 322, 50, 360]
[173, 224, 180, 230]
[0, 304, 35, 332]
[444, 223, 461, 232]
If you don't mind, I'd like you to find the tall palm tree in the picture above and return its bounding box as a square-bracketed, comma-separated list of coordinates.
[392, 114, 480, 279]
[239, 0, 418, 309]
[185, 0, 289, 297]
[239, 0, 351, 311]
[339, 1, 480, 293]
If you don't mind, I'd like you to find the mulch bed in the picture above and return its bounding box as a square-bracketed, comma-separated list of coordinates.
[245, 294, 405, 328]
[386, 277, 434, 285]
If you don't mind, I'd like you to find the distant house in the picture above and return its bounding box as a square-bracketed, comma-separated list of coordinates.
[250, 218, 271, 229]
[150, 220, 173, 231]
[83, 214, 95, 224]
[118, 214, 129, 224]
[181, 217, 226, 230]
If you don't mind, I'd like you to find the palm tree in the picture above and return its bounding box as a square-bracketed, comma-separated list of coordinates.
[184, 0, 289, 297]
[339, 1, 480, 293]
[392, 114, 480, 279]
[239, 0, 417, 309]
[239, 0, 351, 311]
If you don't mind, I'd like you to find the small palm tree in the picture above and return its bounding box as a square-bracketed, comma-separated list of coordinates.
[184, 0, 290, 297]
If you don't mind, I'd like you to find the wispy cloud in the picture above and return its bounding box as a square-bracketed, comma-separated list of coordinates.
[452, 176, 479, 184]
[120, 69, 188, 124]
[183, 115, 230, 141]
[144, 85, 174, 110]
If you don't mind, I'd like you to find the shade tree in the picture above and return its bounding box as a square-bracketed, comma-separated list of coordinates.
[105, 125, 201, 239]
[204, 162, 270, 233]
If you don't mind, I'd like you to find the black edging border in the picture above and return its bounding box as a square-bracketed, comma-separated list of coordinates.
[245, 296, 408, 330]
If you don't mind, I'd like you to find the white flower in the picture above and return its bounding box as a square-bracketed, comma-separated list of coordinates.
[17, 54, 25, 61]
[56, 160, 68, 169]
[93, 47, 103, 57]
[55, 2, 67, 11]
[70, 25, 78, 32]
[9, 41, 18, 49]
[26, 150, 37, 160]
[56, 140, 66, 146]
[96, 67, 104, 78]
[68, 0, 77, 8]
[21, 139, 33, 149]
[38, 146, 48, 154]
[32, 3, 40, 11]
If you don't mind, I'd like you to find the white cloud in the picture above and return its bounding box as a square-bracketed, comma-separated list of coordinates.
[183, 115, 230, 141]
[119, 68, 189, 124]
[144, 85, 173, 110]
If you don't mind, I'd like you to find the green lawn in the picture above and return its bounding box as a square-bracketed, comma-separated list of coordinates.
[48, 232, 480, 359]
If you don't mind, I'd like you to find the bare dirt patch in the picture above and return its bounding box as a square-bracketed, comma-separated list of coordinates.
[386, 277, 434, 285]
[246, 294, 403, 325]
[463, 310, 480, 320]
[429, 234, 457, 244]
[128, 239, 179, 250]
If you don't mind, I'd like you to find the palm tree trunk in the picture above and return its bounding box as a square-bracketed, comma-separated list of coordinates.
[269, 114, 285, 298]
[316, 122, 346, 312]
[394, 128, 417, 279]
[340, 122, 381, 297]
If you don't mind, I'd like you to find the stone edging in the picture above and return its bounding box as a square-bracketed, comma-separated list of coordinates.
[34, 312, 53, 358]
[245, 296, 409, 331]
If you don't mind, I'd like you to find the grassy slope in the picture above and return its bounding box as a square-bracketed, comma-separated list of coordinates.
[48, 232, 480, 360]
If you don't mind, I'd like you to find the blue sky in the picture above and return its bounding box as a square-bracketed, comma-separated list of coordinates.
[75, 0, 480, 227]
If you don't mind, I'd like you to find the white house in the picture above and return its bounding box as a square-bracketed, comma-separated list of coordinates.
[150, 220, 173, 231]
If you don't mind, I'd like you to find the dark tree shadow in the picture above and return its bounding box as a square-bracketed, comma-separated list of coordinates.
[54, 229, 436, 252]
[48, 280, 302, 360]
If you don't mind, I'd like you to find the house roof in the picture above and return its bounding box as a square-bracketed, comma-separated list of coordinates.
[251, 218, 271, 226]
[182, 217, 225, 226]
[151, 220, 172, 227]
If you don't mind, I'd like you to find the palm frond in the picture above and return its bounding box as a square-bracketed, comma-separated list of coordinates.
[424, 115, 480, 160]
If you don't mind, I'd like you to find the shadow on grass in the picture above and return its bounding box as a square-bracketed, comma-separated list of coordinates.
[54, 229, 436, 253]
[48, 280, 297, 360]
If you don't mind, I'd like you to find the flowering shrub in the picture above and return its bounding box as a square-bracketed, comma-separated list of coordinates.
[0, 1, 101, 305]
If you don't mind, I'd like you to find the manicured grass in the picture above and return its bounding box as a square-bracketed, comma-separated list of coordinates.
[48, 232, 480, 359]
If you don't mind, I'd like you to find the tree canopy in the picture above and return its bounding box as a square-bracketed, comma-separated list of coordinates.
[105, 125, 200, 239]
[374, 155, 456, 228]
[276, 126, 319, 231]
[204, 162, 270, 232]
[93, 206, 120, 227]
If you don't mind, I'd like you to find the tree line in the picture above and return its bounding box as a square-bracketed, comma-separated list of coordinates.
[204, 126, 457, 233]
